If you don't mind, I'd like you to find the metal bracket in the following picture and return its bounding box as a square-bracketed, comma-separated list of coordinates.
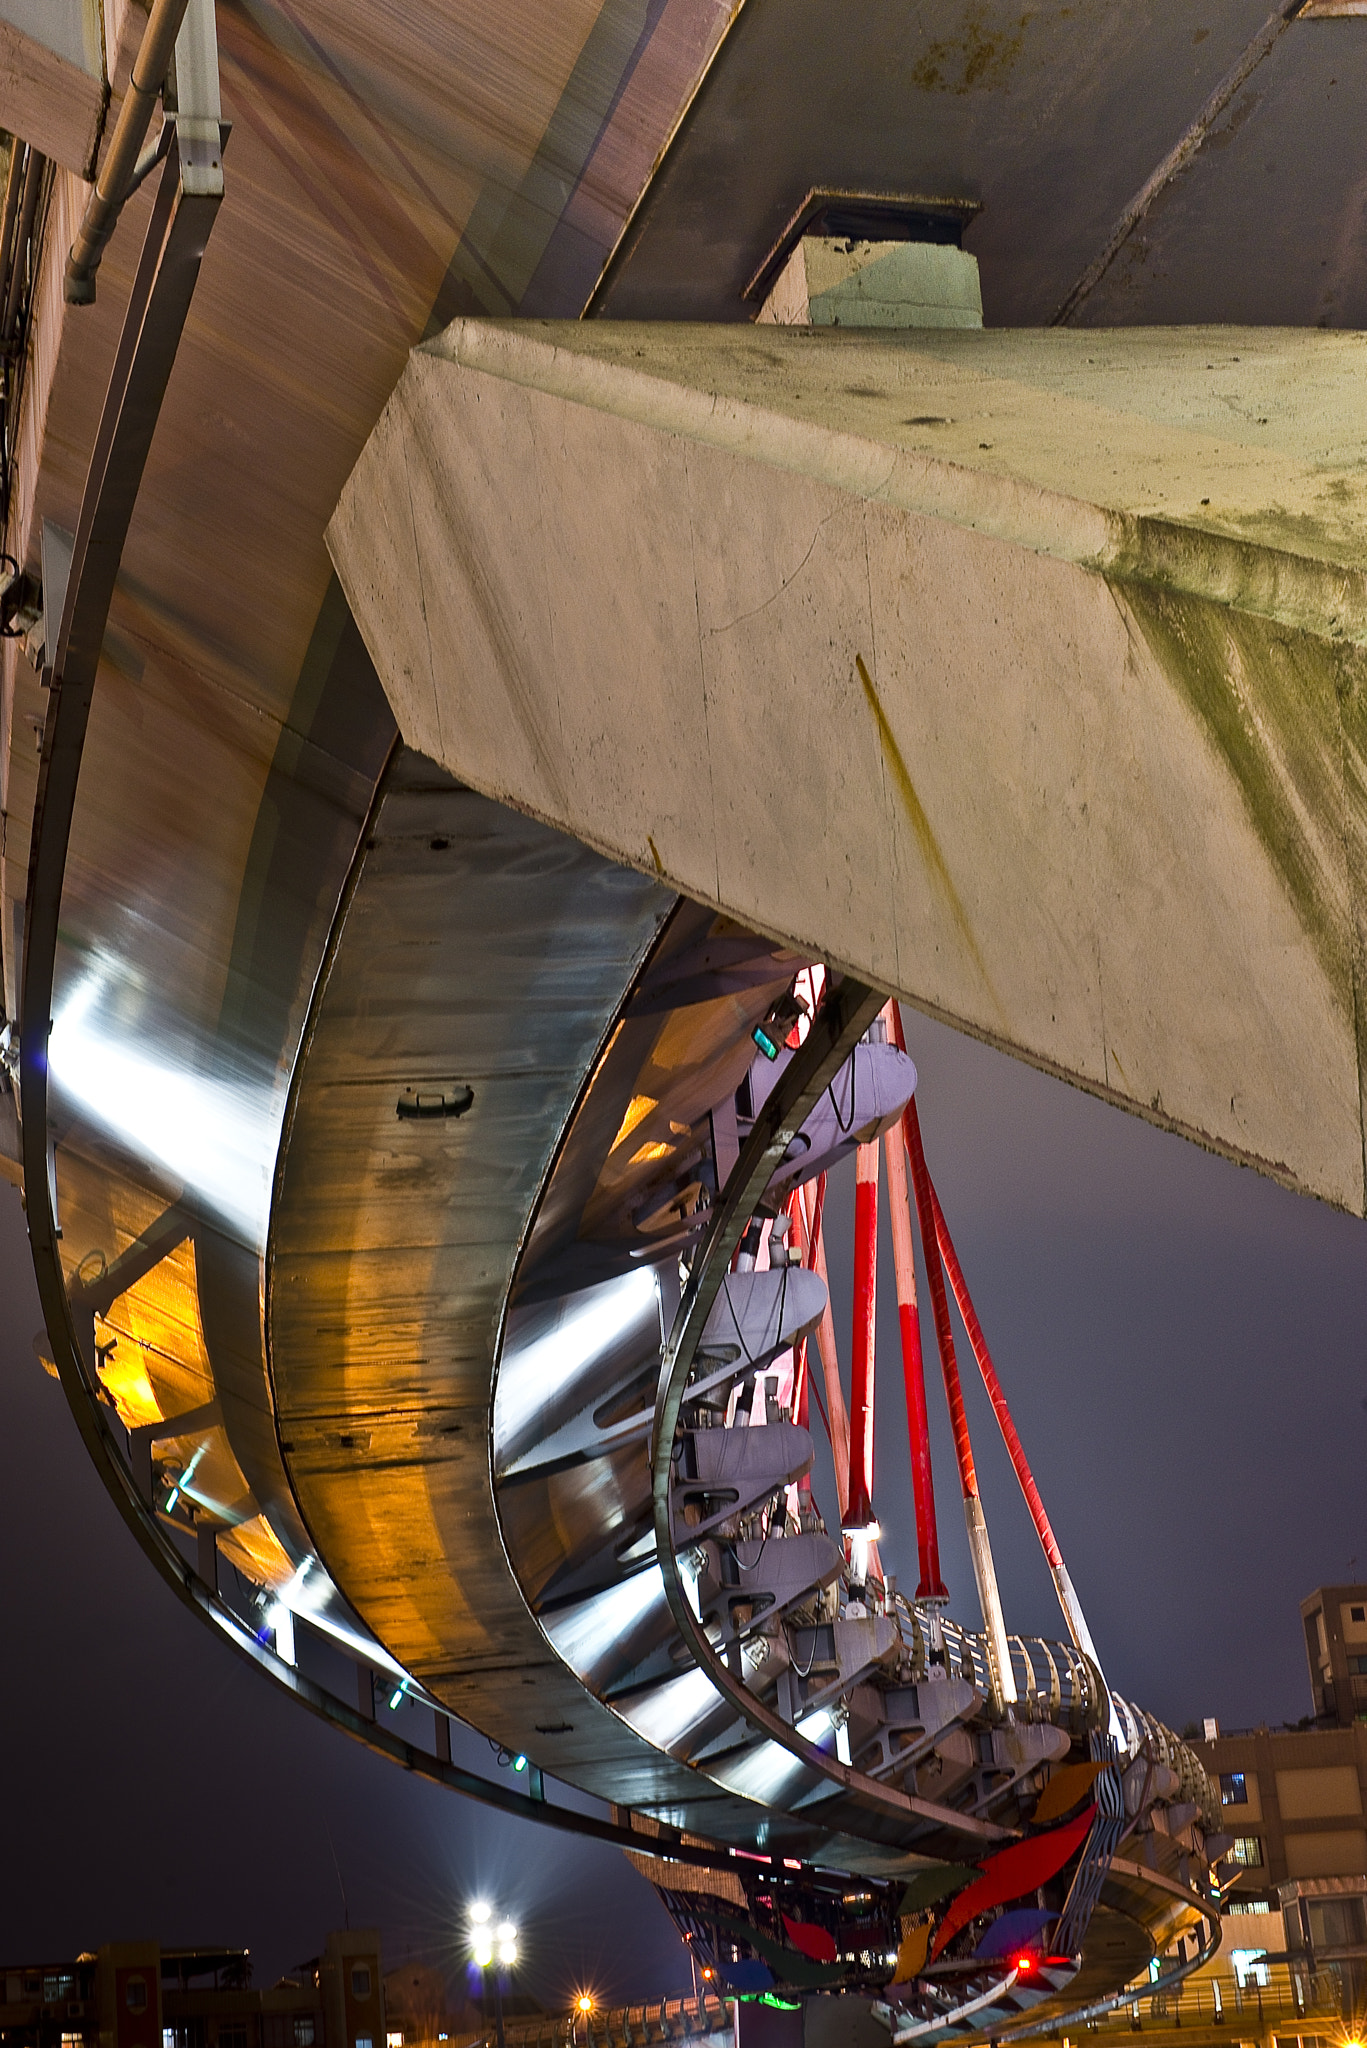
[166, 0, 223, 199]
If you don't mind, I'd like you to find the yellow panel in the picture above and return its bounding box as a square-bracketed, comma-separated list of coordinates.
[218, 1513, 296, 1593]
[95, 1237, 216, 1432]
[1033, 1759, 1107, 1825]
[892, 1921, 931, 1985]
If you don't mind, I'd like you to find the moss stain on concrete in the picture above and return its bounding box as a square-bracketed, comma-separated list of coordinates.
[1119, 578, 1360, 1013]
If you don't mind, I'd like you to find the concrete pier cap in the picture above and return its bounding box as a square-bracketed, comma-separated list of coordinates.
[327, 317, 1367, 1214]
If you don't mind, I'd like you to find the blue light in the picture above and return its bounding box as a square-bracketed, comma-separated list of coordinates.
[388, 1682, 406, 1710]
[752, 1025, 780, 1060]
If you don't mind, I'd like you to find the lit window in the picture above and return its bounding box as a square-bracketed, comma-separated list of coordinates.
[350, 1970, 371, 2001]
[294, 2024, 315, 2048]
[356, 2037, 373, 2048]
[63, 2036, 85, 2048]
[164, 2034, 176, 2048]
[1220, 1772, 1248, 1807]
[1230, 1949, 1269, 1989]
[1226, 1901, 1270, 1915]
[387, 2033, 403, 2047]
[1228, 1837, 1263, 1868]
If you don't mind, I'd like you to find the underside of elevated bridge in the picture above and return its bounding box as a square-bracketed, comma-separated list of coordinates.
[0, 0, 1363, 2034]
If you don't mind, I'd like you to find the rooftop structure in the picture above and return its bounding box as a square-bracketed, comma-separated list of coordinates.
[0, 1934, 380, 2048]
[1302, 1588, 1367, 1728]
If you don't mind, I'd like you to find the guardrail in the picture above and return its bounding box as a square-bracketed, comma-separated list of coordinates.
[482, 1994, 735, 2048]
[1062, 1958, 1346, 2034]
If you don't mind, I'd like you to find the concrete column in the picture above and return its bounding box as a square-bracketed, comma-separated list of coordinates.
[328, 318, 1367, 1214]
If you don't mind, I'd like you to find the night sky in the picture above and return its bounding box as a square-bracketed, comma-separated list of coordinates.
[2, 1007, 1364, 1999]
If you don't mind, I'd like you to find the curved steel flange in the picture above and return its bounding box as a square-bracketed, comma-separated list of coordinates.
[12, 145, 747, 1870]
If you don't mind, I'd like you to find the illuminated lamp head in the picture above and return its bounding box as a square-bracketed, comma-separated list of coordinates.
[576, 1996, 594, 2016]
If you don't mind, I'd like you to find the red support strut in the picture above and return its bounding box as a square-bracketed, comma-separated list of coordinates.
[844, 1139, 879, 1534]
[882, 1038, 946, 1598]
[899, 1081, 978, 1506]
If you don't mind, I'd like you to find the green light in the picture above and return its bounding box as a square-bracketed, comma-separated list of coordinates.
[752, 1025, 780, 1060]
[513, 1754, 528, 1773]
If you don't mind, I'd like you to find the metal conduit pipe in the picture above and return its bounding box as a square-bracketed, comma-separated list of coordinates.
[0, 144, 26, 331]
[2, 146, 43, 342]
[65, 0, 192, 304]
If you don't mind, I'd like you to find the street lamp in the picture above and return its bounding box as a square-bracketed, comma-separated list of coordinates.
[571, 1993, 594, 2046]
[468, 1901, 516, 2048]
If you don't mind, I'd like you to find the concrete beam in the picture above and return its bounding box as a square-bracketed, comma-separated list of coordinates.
[0, 0, 106, 175]
[328, 320, 1367, 1213]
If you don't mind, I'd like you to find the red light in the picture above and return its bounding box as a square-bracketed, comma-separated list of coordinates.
[1014, 1954, 1036, 1976]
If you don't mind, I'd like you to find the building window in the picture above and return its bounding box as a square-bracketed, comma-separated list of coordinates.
[1351, 1605, 1365, 1623]
[45, 1979, 75, 2005]
[356, 2036, 373, 2048]
[387, 2033, 403, 2047]
[1230, 1950, 1270, 1989]
[126, 1980, 148, 2014]
[164, 2033, 176, 2048]
[1226, 1901, 1270, 1915]
[294, 2023, 315, 2047]
[1349, 1655, 1367, 1675]
[62, 2034, 85, 2048]
[1228, 1836, 1263, 1867]
[219, 2027, 247, 2048]
[350, 1970, 371, 2001]
[1220, 1772, 1248, 1806]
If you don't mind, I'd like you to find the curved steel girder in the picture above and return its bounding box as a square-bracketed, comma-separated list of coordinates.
[10, 145, 752, 1872]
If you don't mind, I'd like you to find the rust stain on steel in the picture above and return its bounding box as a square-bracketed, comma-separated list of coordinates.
[855, 653, 1001, 1015]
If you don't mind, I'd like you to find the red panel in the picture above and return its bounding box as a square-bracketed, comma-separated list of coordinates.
[844, 1139, 879, 1530]
[782, 1915, 838, 1964]
[930, 1805, 1097, 1959]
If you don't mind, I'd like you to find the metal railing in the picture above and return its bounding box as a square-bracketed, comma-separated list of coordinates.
[1075, 1960, 1344, 2034]
[484, 1994, 734, 2048]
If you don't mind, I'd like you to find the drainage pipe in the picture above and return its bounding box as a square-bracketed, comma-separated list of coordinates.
[2, 147, 43, 341]
[0, 144, 26, 330]
[65, 0, 192, 303]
